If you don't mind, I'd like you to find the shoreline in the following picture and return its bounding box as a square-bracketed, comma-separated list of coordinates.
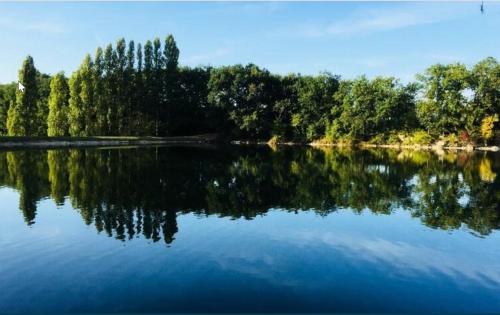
[308, 142, 500, 152]
[235, 139, 500, 152]
[0, 136, 498, 152]
[0, 135, 218, 149]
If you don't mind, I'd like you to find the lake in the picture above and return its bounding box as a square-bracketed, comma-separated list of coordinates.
[0, 145, 499, 313]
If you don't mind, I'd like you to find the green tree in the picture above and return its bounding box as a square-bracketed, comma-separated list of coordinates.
[143, 40, 154, 132]
[416, 63, 470, 135]
[47, 72, 69, 136]
[66, 55, 93, 136]
[93, 47, 106, 135]
[152, 38, 163, 135]
[67, 69, 84, 136]
[115, 38, 127, 135]
[471, 57, 500, 113]
[79, 54, 94, 136]
[7, 56, 38, 136]
[162, 34, 180, 135]
[124, 40, 135, 134]
[35, 72, 51, 136]
[292, 73, 339, 141]
[330, 76, 417, 141]
[207, 64, 279, 139]
[104, 44, 117, 134]
[469, 57, 500, 132]
[0, 83, 16, 135]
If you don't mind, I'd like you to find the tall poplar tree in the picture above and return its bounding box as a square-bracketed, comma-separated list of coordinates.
[125, 40, 135, 134]
[143, 40, 154, 130]
[163, 34, 180, 134]
[93, 47, 105, 135]
[7, 56, 38, 136]
[79, 54, 94, 135]
[104, 44, 117, 134]
[0, 83, 16, 135]
[115, 38, 127, 135]
[67, 70, 83, 136]
[47, 72, 69, 136]
[135, 43, 144, 113]
[35, 73, 51, 136]
[152, 38, 163, 135]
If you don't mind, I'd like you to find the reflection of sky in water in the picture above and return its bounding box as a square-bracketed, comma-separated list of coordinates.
[1, 188, 500, 313]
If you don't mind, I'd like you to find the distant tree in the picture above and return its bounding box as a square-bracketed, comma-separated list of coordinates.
[135, 43, 144, 112]
[292, 73, 339, 141]
[143, 40, 154, 132]
[93, 47, 106, 135]
[480, 114, 498, 145]
[162, 34, 180, 135]
[152, 38, 163, 135]
[207, 64, 279, 139]
[47, 72, 69, 136]
[330, 76, 417, 141]
[79, 54, 94, 136]
[271, 74, 299, 140]
[0, 83, 16, 135]
[67, 69, 84, 136]
[115, 38, 127, 135]
[125, 40, 135, 134]
[35, 72, 51, 136]
[7, 56, 38, 136]
[416, 63, 470, 135]
[469, 57, 500, 131]
[104, 44, 117, 134]
[176, 66, 211, 135]
[129, 43, 152, 135]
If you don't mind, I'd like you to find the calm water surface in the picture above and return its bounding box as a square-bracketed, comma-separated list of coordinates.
[0, 146, 499, 313]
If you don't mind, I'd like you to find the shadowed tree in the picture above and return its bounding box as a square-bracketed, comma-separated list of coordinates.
[93, 47, 105, 135]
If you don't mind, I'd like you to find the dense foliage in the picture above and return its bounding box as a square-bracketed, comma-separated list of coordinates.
[0, 35, 498, 143]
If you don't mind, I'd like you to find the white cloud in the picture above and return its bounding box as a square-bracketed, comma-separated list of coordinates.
[295, 6, 466, 38]
[277, 229, 500, 288]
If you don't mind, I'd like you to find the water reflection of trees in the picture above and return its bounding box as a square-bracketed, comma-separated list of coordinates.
[0, 146, 498, 244]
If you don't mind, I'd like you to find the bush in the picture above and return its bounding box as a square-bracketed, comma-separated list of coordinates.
[403, 131, 433, 146]
[442, 133, 458, 146]
[387, 132, 401, 145]
[458, 130, 471, 145]
[267, 135, 283, 145]
[367, 134, 386, 145]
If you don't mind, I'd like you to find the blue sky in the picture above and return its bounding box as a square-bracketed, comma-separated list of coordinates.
[0, 1, 499, 83]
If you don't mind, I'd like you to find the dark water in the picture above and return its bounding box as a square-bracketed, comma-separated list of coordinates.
[0, 145, 499, 313]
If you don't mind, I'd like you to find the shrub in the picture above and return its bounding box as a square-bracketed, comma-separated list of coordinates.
[267, 135, 283, 146]
[387, 132, 401, 145]
[458, 130, 471, 145]
[367, 134, 386, 145]
[442, 133, 458, 146]
[403, 131, 433, 146]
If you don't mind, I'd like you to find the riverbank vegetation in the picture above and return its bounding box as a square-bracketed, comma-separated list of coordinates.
[0, 35, 498, 146]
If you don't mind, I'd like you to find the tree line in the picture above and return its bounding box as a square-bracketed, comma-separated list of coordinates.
[0, 34, 498, 143]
